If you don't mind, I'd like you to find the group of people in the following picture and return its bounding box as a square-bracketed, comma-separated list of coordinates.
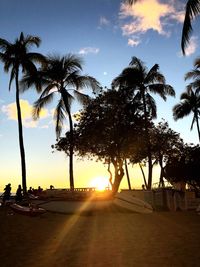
[1, 183, 22, 203]
[27, 186, 44, 196]
[1, 184, 55, 205]
[1, 184, 46, 204]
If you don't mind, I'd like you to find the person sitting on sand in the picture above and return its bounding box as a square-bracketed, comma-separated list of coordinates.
[15, 185, 23, 202]
[3, 183, 11, 203]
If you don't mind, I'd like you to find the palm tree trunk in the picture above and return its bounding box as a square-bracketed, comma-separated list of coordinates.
[158, 155, 164, 187]
[195, 111, 200, 143]
[139, 163, 147, 189]
[141, 89, 153, 190]
[61, 89, 74, 190]
[15, 71, 27, 195]
[112, 159, 124, 195]
[124, 159, 131, 190]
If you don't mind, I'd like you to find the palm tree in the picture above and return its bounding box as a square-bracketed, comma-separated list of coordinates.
[0, 32, 45, 195]
[173, 88, 200, 142]
[22, 54, 100, 190]
[112, 57, 175, 189]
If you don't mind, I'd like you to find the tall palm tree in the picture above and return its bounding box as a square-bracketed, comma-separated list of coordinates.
[0, 32, 45, 195]
[22, 54, 100, 190]
[112, 57, 175, 189]
[173, 88, 200, 142]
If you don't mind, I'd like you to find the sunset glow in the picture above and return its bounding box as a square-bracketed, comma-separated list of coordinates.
[89, 176, 109, 191]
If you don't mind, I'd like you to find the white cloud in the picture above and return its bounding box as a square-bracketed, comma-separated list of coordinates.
[99, 16, 110, 27]
[78, 47, 100, 55]
[185, 37, 198, 56]
[178, 36, 198, 57]
[119, 0, 184, 43]
[128, 38, 140, 47]
[1, 99, 50, 128]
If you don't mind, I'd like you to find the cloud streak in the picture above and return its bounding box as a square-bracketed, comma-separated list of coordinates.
[128, 37, 140, 47]
[99, 16, 110, 27]
[78, 47, 100, 55]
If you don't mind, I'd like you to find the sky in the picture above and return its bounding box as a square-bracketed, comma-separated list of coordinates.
[0, 0, 200, 192]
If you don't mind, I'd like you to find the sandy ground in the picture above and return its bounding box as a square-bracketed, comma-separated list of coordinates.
[0, 205, 200, 267]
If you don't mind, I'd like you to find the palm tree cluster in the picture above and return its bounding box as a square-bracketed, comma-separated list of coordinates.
[0, 29, 200, 193]
[0, 32, 100, 193]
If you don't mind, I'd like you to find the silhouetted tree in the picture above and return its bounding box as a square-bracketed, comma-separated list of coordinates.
[164, 144, 200, 191]
[55, 88, 146, 194]
[22, 54, 100, 190]
[173, 88, 200, 143]
[112, 57, 175, 189]
[150, 121, 184, 187]
[0, 32, 45, 194]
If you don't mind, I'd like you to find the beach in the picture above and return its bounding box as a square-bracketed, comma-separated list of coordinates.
[0, 206, 200, 267]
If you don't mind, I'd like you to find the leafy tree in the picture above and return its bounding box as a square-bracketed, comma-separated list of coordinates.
[55, 88, 146, 194]
[164, 144, 200, 191]
[112, 57, 175, 189]
[0, 32, 45, 194]
[173, 87, 200, 143]
[22, 54, 100, 190]
[150, 121, 184, 187]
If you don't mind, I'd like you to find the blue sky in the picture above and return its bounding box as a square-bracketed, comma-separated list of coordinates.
[0, 0, 199, 191]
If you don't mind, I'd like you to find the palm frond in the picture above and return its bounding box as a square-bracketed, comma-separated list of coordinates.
[23, 34, 41, 48]
[33, 92, 54, 120]
[185, 70, 200, 80]
[54, 99, 66, 139]
[190, 115, 196, 130]
[20, 70, 47, 93]
[186, 79, 200, 92]
[194, 57, 200, 68]
[173, 102, 192, 120]
[8, 68, 15, 91]
[73, 90, 89, 105]
[27, 52, 47, 66]
[0, 38, 11, 51]
[145, 64, 161, 83]
[148, 84, 175, 100]
[145, 93, 157, 119]
[181, 0, 200, 55]
[112, 67, 141, 89]
[129, 56, 146, 75]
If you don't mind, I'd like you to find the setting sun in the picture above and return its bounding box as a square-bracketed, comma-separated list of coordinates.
[89, 176, 110, 191]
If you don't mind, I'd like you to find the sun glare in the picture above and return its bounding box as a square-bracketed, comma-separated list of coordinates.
[89, 176, 109, 191]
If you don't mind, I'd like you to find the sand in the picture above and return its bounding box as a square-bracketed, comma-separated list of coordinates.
[0, 205, 200, 267]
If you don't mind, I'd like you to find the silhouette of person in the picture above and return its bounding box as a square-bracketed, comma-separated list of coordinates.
[3, 183, 11, 203]
[28, 187, 33, 194]
[15, 185, 23, 202]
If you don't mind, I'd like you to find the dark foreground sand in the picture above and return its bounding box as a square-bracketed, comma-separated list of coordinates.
[0, 205, 200, 267]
